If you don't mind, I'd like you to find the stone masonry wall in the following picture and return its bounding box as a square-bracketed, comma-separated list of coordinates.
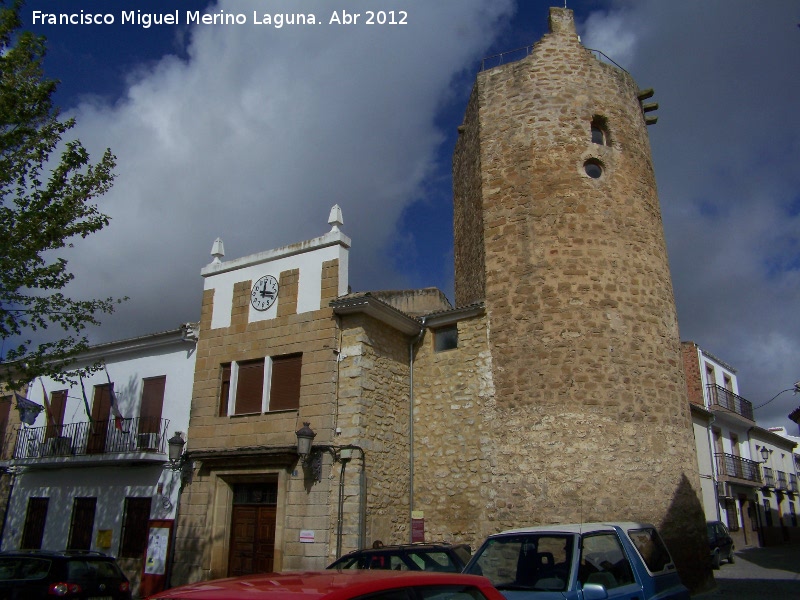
[411, 315, 496, 549]
[453, 85, 486, 307]
[682, 341, 705, 406]
[172, 260, 342, 584]
[451, 8, 711, 592]
[334, 314, 412, 554]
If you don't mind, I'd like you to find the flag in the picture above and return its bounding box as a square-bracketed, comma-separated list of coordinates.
[78, 376, 93, 421]
[39, 379, 57, 429]
[103, 363, 125, 431]
[14, 393, 43, 426]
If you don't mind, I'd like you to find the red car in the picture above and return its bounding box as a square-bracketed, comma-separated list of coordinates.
[147, 570, 504, 600]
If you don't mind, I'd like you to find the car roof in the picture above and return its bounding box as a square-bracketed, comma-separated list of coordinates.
[341, 543, 467, 553]
[154, 570, 494, 600]
[492, 522, 656, 536]
[0, 550, 113, 559]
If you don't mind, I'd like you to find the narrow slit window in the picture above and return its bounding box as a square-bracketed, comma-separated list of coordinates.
[590, 115, 611, 146]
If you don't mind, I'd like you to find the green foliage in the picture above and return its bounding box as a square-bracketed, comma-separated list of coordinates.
[0, 0, 122, 390]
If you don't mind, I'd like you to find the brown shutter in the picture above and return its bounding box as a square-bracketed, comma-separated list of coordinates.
[20, 498, 49, 550]
[68, 497, 97, 550]
[45, 390, 67, 439]
[139, 376, 166, 434]
[119, 497, 152, 558]
[234, 360, 264, 415]
[269, 354, 302, 411]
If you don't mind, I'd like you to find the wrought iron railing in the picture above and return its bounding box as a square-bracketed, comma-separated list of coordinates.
[763, 467, 775, 488]
[706, 384, 754, 421]
[715, 452, 762, 484]
[790, 474, 799, 494]
[11, 417, 170, 460]
[777, 471, 789, 491]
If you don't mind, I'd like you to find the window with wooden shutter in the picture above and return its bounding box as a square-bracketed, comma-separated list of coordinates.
[234, 359, 265, 415]
[139, 376, 166, 434]
[219, 364, 231, 417]
[269, 354, 302, 411]
[20, 498, 49, 549]
[0, 396, 10, 456]
[119, 497, 152, 558]
[45, 390, 67, 439]
[67, 497, 97, 550]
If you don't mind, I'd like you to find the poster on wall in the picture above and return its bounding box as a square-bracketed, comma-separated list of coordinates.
[140, 520, 174, 598]
[145, 526, 170, 575]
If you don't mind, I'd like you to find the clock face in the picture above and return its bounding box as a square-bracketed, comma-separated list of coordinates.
[251, 275, 279, 311]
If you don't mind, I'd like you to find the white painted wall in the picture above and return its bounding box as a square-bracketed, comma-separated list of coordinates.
[1, 328, 196, 555]
[202, 229, 350, 330]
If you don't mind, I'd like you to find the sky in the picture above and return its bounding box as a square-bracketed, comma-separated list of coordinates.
[8, 0, 800, 430]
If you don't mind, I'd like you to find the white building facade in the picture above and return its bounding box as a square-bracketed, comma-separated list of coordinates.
[0, 324, 197, 597]
[683, 341, 800, 548]
[753, 427, 800, 545]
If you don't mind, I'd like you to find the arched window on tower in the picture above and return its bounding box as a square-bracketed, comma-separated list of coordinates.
[591, 116, 611, 146]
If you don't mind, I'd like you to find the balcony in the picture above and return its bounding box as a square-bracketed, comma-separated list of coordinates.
[6, 417, 170, 467]
[790, 474, 799, 494]
[715, 452, 763, 486]
[763, 467, 775, 488]
[706, 384, 754, 421]
[776, 471, 789, 492]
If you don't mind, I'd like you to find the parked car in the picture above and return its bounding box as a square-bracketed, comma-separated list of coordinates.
[146, 569, 506, 600]
[0, 549, 131, 599]
[328, 543, 472, 572]
[463, 522, 689, 600]
[707, 520, 734, 569]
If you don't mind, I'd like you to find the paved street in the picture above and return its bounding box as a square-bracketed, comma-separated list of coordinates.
[695, 544, 800, 599]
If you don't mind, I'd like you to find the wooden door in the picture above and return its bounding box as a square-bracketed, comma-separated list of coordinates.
[228, 505, 276, 576]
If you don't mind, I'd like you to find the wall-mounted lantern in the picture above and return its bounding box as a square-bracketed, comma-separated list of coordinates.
[295, 422, 322, 481]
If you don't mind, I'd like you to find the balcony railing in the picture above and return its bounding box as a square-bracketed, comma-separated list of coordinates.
[715, 452, 762, 485]
[706, 384, 754, 421]
[777, 471, 789, 491]
[763, 467, 775, 488]
[11, 417, 170, 460]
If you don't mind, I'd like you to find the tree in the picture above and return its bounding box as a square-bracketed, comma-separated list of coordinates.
[0, 0, 122, 390]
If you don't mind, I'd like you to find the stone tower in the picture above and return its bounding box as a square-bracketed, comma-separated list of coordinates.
[451, 7, 711, 591]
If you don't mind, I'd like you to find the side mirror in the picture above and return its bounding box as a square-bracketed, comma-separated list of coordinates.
[581, 582, 609, 600]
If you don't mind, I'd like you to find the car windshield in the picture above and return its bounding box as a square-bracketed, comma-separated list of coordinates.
[464, 534, 574, 592]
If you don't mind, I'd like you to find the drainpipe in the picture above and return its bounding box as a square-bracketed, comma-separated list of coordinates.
[334, 445, 365, 554]
[409, 318, 426, 543]
[706, 414, 721, 521]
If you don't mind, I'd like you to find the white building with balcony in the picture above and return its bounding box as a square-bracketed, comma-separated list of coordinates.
[682, 341, 764, 549]
[0, 324, 197, 597]
[683, 341, 800, 548]
[753, 426, 800, 545]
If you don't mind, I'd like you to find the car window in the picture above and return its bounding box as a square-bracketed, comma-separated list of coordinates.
[465, 534, 573, 592]
[408, 551, 459, 572]
[579, 533, 636, 590]
[626, 527, 673, 573]
[66, 559, 122, 579]
[0, 558, 51, 581]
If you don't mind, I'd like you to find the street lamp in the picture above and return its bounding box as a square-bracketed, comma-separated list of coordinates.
[759, 446, 770, 463]
[167, 431, 186, 470]
[295, 422, 316, 462]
